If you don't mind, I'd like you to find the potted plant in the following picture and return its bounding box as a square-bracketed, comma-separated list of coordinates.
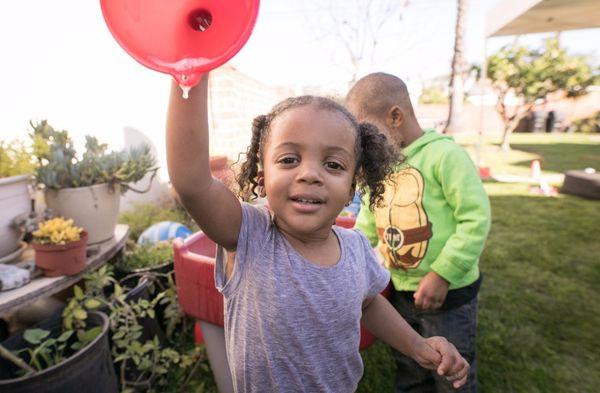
[0, 139, 35, 261]
[31, 120, 157, 244]
[114, 242, 174, 281]
[31, 217, 88, 277]
[0, 293, 118, 392]
[79, 265, 195, 391]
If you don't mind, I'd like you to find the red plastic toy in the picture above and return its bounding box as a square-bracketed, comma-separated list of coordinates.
[100, 0, 260, 95]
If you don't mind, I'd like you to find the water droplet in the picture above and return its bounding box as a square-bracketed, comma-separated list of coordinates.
[180, 85, 191, 99]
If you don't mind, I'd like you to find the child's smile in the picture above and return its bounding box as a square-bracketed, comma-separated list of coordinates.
[262, 104, 357, 239]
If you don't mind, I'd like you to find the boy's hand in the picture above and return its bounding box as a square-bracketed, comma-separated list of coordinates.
[414, 271, 449, 310]
[411, 336, 470, 389]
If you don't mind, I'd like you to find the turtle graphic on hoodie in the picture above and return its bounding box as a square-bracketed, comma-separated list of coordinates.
[376, 166, 432, 270]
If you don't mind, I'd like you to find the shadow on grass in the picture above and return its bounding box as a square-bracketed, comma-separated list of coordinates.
[511, 143, 600, 173]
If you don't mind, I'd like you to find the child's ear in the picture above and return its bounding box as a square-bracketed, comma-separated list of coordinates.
[257, 170, 267, 197]
[387, 106, 404, 129]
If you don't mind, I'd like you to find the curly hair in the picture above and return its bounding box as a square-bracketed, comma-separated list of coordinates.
[236, 95, 401, 210]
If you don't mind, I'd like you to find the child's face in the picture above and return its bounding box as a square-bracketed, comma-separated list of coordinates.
[262, 105, 356, 236]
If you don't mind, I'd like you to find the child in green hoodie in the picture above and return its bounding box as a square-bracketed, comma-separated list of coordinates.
[347, 73, 491, 392]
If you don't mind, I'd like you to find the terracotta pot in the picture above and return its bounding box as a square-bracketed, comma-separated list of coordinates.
[33, 231, 88, 277]
[209, 156, 236, 191]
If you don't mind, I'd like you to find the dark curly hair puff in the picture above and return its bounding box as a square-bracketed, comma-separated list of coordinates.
[236, 95, 401, 210]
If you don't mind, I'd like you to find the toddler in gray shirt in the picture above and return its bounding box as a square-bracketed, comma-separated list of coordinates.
[216, 203, 389, 392]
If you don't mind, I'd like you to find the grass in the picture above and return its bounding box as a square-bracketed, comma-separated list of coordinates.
[358, 132, 600, 393]
[456, 133, 600, 177]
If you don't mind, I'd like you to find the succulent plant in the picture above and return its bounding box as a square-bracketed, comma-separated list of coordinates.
[32, 217, 83, 245]
[30, 120, 157, 192]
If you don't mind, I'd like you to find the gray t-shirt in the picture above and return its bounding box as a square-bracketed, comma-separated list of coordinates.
[215, 203, 390, 392]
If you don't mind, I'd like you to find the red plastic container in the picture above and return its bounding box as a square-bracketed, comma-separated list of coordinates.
[335, 215, 356, 229]
[173, 232, 224, 327]
[173, 230, 390, 351]
[100, 0, 260, 89]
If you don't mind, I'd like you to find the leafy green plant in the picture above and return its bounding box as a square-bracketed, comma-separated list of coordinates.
[5, 290, 103, 376]
[0, 140, 36, 178]
[30, 120, 157, 191]
[117, 242, 173, 271]
[78, 265, 207, 391]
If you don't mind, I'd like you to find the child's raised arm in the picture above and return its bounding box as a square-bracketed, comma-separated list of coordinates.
[166, 75, 242, 250]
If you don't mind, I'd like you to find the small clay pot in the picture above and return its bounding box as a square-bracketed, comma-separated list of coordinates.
[32, 231, 88, 277]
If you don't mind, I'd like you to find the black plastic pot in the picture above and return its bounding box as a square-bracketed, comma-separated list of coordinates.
[114, 260, 174, 286]
[0, 311, 117, 393]
[108, 278, 166, 391]
[124, 278, 165, 343]
[115, 261, 175, 337]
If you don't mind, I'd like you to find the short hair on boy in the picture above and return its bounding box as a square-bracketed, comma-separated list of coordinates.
[346, 72, 415, 119]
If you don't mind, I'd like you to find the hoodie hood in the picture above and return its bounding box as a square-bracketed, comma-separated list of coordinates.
[402, 129, 454, 159]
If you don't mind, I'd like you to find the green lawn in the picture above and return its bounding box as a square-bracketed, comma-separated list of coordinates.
[457, 133, 600, 178]
[358, 133, 600, 393]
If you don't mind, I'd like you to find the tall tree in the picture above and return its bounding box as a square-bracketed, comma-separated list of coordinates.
[487, 38, 598, 150]
[307, 0, 409, 84]
[444, 0, 468, 134]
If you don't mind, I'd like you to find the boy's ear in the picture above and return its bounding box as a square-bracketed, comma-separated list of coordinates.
[348, 182, 356, 202]
[387, 106, 405, 129]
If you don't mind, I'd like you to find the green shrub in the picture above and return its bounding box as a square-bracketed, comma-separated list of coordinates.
[570, 112, 599, 133]
[116, 242, 173, 271]
[419, 86, 448, 104]
[0, 140, 36, 178]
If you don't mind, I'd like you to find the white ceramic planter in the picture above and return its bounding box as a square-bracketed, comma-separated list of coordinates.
[45, 183, 120, 245]
[0, 175, 31, 259]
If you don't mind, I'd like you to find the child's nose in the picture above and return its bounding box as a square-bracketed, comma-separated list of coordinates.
[297, 162, 323, 184]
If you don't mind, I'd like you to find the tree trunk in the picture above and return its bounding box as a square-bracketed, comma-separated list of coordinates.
[500, 125, 513, 151]
[500, 104, 534, 151]
[445, 0, 467, 134]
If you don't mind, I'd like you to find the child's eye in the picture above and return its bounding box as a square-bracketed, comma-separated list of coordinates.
[325, 161, 344, 170]
[277, 156, 298, 165]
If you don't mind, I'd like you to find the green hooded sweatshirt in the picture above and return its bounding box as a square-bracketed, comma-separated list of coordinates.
[356, 130, 491, 291]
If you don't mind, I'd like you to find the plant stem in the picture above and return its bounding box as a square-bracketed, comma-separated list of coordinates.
[0, 344, 36, 374]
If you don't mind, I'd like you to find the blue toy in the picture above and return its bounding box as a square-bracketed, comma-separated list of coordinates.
[138, 221, 192, 245]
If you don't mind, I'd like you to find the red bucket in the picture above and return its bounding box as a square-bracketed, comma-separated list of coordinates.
[173, 232, 224, 327]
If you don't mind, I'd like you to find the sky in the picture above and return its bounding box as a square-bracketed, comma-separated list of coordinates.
[0, 0, 598, 155]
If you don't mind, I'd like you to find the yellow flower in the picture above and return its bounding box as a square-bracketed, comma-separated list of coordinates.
[33, 217, 83, 245]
